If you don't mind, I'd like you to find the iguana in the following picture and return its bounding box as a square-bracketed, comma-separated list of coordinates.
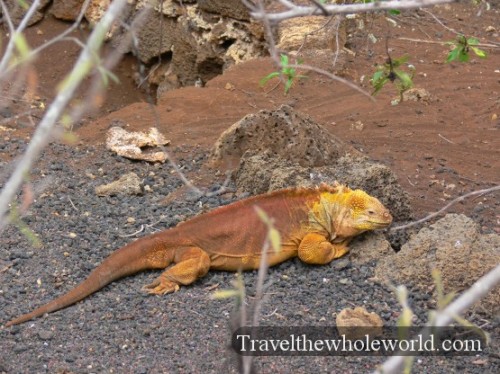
[5, 183, 392, 327]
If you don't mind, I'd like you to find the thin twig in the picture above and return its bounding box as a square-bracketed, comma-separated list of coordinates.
[420, 8, 458, 35]
[390, 185, 500, 231]
[67, 197, 78, 211]
[332, 15, 342, 68]
[288, 63, 374, 100]
[295, 14, 336, 56]
[119, 225, 145, 238]
[243, 239, 271, 374]
[397, 37, 498, 48]
[0, 0, 16, 34]
[263, 79, 282, 94]
[438, 133, 454, 144]
[375, 262, 500, 374]
[257, 0, 280, 66]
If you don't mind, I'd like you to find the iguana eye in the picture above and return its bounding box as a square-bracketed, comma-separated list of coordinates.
[368, 210, 375, 215]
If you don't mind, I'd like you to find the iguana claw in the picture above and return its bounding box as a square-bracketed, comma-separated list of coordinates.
[142, 278, 180, 295]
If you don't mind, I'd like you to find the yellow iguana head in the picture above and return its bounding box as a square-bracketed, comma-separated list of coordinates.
[309, 185, 393, 240]
[342, 189, 393, 234]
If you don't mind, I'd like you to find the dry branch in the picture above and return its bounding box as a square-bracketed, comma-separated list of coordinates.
[391, 185, 500, 231]
[249, 0, 457, 23]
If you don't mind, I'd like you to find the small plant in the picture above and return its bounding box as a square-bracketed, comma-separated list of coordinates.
[371, 54, 415, 103]
[446, 34, 487, 63]
[259, 54, 307, 95]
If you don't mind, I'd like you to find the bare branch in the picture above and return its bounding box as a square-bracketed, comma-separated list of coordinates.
[250, 0, 457, 23]
[288, 63, 374, 100]
[309, 0, 329, 16]
[257, 0, 281, 65]
[397, 37, 499, 48]
[375, 262, 500, 374]
[390, 185, 500, 231]
[0, 0, 16, 34]
[421, 8, 458, 35]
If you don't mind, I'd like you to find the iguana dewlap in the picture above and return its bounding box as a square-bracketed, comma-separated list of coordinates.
[5, 183, 392, 326]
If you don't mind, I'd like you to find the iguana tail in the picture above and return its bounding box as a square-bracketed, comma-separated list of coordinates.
[5, 236, 171, 327]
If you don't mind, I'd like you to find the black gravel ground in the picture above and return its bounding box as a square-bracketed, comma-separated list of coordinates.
[0, 141, 498, 373]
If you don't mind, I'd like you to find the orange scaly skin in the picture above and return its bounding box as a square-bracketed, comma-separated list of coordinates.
[5, 183, 392, 327]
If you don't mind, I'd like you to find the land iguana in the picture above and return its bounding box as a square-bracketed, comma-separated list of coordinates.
[5, 183, 392, 327]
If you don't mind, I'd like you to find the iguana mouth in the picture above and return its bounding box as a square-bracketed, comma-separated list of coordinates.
[367, 220, 391, 228]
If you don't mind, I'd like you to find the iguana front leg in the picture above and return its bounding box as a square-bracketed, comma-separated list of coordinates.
[298, 233, 349, 265]
[143, 247, 211, 295]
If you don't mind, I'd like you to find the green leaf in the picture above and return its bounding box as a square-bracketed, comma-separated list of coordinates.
[388, 9, 400, 15]
[372, 77, 389, 95]
[467, 37, 480, 46]
[280, 54, 289, 66]
[259, 72, 280, 87]
[446, 47, 462, 63]
[57, 60, 93, 92]
[254, 206, 272, 225]
[211, 289, 242, 299]
[16, 218, 42, 248]
[269, 228, 281, 252]
[283, 67, 296, 77]
[458, 48, 470, 62]
[97, 66, 120, 86]
[17, 0, 29, 9]
[452, 315, 491, 346]
[440, 291, 457, 308]
[284, 78, 293, 94]
[392, 55, 410, 67]
[470, 46, 487, 58]
[259, 54, 305, 94]
[372, 70, 385, 84]
[395, 70, 413, 89]
[9, 204, 42, 248]
[13, 32, 31, 60]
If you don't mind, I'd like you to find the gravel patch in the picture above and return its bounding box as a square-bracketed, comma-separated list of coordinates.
[0, 141, 498, 373]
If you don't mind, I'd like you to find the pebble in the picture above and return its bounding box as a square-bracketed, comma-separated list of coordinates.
[38, 330, 54, 340]
[10, 250, 33, 259]
[13, 345, 28, 354]
[332, 258, 350, 270]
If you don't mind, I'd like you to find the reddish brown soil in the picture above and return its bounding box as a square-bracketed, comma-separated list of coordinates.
[2, 4, 499, 231]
